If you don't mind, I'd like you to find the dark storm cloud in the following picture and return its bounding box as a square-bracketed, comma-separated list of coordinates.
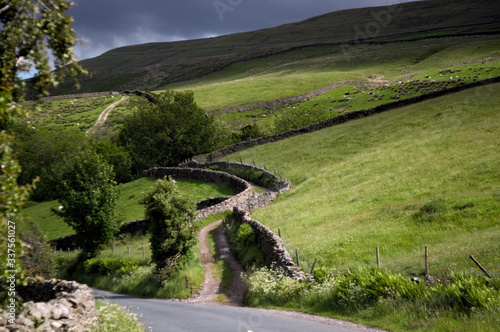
[69, 0, 417, 60]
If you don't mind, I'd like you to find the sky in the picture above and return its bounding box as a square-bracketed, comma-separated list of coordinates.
[69, 0, 418, 61]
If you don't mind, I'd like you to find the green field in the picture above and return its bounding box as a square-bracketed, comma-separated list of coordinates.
[224, 83, 500, 276]
[27, 35, 500, 135]
[23, 177, 236, 240]
[166, 35, 500, 105]
[24, 95, 122, 132]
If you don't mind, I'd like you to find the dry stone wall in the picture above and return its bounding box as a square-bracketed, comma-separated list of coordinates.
[0, 279, 98, 332]
[142, 167, 254, 219]
[180, 160, 291, 194]
[51, 166, 255, 250]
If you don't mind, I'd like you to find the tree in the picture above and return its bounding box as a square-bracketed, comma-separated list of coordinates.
[14, 128, 132, 201]
[53, 149, 120, 260]
[117, 91, 222, 173]
[16, 127, 86, 201]
[1, 0, 84, 100]
[1, 0, 83, 307]
[141, 177, 196, 273]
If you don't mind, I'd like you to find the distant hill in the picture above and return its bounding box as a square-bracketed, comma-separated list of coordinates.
[47, 0, 500, 95]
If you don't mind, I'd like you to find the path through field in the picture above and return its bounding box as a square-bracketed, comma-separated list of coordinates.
[189, 220, 245, 306]
[86, 95, 128, 135]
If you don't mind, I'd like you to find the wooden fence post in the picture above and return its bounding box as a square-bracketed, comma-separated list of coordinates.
[127, 245, 130, 256]
[425, 245, 429, 276]
[310, 258, 317, 275]
[470, 255, 492, 278]
[295, 249, 300, 267]
[376, 247, 380, 267]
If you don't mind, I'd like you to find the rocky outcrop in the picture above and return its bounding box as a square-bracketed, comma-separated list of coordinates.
[0, 279, 98, 332]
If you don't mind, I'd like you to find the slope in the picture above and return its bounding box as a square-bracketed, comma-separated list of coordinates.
[223, 83, 500, 276]
[49, 0, 500, 95]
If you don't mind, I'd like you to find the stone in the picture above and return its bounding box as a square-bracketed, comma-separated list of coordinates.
[0, 280, 99, 332]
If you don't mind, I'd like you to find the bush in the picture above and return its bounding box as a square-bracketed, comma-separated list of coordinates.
[84, 257, 141, 276]
[413, 198, 448, 223]
[95, 300, 145, 332]
[245, 266, 500, 314]
[141, 177, 196, 274]
[225, 217, 263, 268]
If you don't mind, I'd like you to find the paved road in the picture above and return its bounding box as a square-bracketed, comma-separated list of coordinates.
[92, 288, 381, 332]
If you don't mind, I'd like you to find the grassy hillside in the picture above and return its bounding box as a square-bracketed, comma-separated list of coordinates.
[47, 0, 500, 95]
[223, 83, 500, 276]
[170, 36, 499, 132]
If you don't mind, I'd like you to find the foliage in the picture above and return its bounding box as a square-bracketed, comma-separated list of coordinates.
[231, 123, 264, 142]
[52, 149, 120, 259]
[15, 127, 86, 201]
[245, 266, 500, 325]
[117, 90, 222, 174]
[0, 0, 85, 99]
[95, 300, 145, 332]
[0, 0, 83, 309]
[224, 216, 263, 268]
[19, 220, 56, 278]
[70, 255, 205, 300]
[84, 257, 141, 277]
[141, 177, 196, 273]
[89, 137, 133, 183]
[0, 91, 32, 306]
[14, 127, 132, 201]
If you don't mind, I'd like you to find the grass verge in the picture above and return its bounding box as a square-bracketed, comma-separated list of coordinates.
[95, 300, 145, 332]
[244, 266, 500, 331]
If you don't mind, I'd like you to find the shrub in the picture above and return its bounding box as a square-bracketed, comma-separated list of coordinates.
[225, 216, 263, 268]
[84, 257, 141, 276]
[245, 266, 500, 314]
[412, 198, 448, 223]
[141, 177, 196, 275]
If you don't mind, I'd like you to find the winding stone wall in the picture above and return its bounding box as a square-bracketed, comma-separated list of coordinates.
[180, 160, 291, 194]
[51, 166, 254, 250]
[0, 279, 98, 332]
[142, 167, 253, 219]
